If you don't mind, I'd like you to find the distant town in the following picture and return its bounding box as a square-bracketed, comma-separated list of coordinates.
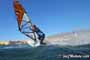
[0, 40, 27, 46]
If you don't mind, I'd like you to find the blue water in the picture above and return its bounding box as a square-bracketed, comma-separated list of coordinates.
[0, 44, 90, 60]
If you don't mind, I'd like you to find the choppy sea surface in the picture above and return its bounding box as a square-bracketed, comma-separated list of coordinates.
[0, 44, 90, 60]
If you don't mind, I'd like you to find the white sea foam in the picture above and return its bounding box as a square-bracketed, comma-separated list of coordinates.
[45, 30, 90, 46]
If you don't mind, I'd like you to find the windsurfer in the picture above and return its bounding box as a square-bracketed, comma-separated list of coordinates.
[31, 25, 46, 45]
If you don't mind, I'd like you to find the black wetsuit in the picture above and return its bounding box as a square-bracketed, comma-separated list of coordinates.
[34, 26, 45, 44]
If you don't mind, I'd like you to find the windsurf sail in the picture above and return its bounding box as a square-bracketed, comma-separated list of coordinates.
[13, 0, 37, 41]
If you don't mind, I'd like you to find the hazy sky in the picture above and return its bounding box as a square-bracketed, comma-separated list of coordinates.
[0, 0, 90, 41]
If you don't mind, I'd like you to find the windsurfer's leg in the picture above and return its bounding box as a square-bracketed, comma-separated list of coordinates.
[36, 31, 46, 44]
[39, 34, 46, 44]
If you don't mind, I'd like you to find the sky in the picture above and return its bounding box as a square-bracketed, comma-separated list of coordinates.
[0, 0, 90, 41]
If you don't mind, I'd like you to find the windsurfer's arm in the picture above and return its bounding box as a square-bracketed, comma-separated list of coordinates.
[31, 25, 37, 32]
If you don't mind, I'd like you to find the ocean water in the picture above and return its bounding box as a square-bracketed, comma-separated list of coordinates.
[0, 44, 90, 60]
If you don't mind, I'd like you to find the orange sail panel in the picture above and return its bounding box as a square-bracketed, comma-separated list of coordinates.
[13, 1, 25, 28]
